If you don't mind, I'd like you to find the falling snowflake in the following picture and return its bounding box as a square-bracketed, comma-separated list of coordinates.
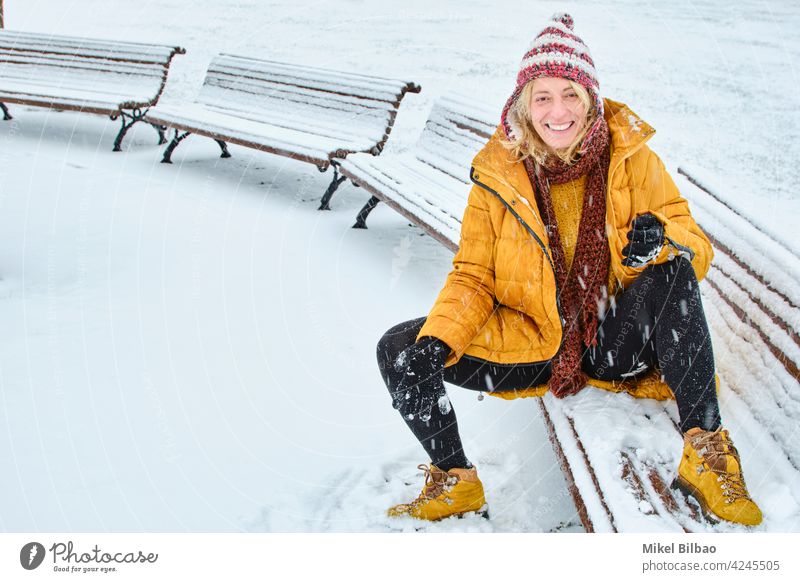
[438, 394, 452, 415]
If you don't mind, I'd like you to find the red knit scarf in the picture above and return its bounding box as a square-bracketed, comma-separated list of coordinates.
[524, 120, 611, 398]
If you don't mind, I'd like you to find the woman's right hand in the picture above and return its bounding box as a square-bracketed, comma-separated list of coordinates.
[622, 213, 665, 268]
[391, 337, 450, 421]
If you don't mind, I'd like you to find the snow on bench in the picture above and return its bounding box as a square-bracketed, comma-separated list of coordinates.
[338, 93, 495, 246]
[144, 53, 421, 208]
[0, 29, 185, 150]
[348, 94, 800, 531]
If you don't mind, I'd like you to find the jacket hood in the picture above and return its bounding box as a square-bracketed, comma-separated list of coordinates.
[473, 98, 655, 179]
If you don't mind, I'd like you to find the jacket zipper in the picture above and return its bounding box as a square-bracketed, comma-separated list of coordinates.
[469, 167, 566, 361]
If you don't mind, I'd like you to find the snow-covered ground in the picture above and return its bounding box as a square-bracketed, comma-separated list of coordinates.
[0, 0, 798, 532]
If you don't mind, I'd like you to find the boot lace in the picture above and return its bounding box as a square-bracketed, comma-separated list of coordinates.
[691, 429, 751, 504]
[394, 464, 457, 513]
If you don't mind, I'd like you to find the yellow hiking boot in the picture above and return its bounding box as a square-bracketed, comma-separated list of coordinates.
[388, 464, 488, 521]
[673, 427, 762, 526]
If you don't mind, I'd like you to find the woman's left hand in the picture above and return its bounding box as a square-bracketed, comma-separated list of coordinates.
[622, 213, 665, 268]
[391, 337, 449, 421]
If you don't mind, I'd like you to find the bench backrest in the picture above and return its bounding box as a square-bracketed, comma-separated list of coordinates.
[415, 94, 496, 184]
[196, 53, 421, 157]
[386, 94, 496, 250]
[0, 30, 184, 113]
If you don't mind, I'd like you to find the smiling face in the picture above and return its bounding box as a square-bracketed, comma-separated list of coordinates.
[528, 77, 589, 152]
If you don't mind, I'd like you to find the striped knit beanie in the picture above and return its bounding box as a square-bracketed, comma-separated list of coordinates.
[501, 13, 603, 148]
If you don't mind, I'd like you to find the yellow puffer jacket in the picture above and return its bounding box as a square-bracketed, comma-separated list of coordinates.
[418, 99, 713, 371]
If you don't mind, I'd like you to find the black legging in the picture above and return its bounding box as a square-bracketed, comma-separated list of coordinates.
[376, 257, 720, 471]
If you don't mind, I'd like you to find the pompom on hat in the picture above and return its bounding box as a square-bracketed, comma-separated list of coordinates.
[500, 13, 604, 149]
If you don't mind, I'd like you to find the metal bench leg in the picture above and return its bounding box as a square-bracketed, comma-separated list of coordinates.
[161, 129, 192, 164]
[318, 164, 347, 211]
[111, 107, 148, 152]
[352, 196, 381, 229]
[149, 122, 168, 145]
[214, 140, 232, 158]
[0, 103, 11, 121]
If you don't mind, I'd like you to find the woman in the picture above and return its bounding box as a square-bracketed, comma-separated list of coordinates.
[377, 13, 761, 526]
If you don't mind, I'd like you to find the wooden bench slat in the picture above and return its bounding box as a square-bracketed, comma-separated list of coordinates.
[0, 71, 168, 110]
[152, 101, 381, 153]
[710, 257, 800, 361]
[0, 94, 140, 114]
[207, 65, 410, 106]
[0, 52, 170, 77]
[203, 75, 398, 116]
[214, 54, 419, 99]
[0, 68, 164, 93]
[0, 30, 183, 62]
[0, 43, 177, 64]
[199, 83, 392, 139]
[432, 93, 498, 125]
[415, 124, 490, 183]
[198, 101, 387, 150]
[421, 115, 493, 147]
[0, 93, 119, 115]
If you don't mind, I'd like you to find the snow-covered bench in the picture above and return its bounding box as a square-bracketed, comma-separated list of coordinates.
[0, 30, 185, 150]
[144, 54, 421, 209]
[351, 94, 800, 531]
[338, 93, 495, 243]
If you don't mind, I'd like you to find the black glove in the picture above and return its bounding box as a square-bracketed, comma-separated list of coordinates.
[622, 213, 665, 268]
[391, 337, 450, 422]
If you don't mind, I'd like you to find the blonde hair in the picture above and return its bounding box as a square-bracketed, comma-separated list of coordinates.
[503, 79, 596, 165]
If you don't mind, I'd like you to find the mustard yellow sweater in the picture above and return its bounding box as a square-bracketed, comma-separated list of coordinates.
[550, 175, 617, 292]
[549, 175, 587, 272]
